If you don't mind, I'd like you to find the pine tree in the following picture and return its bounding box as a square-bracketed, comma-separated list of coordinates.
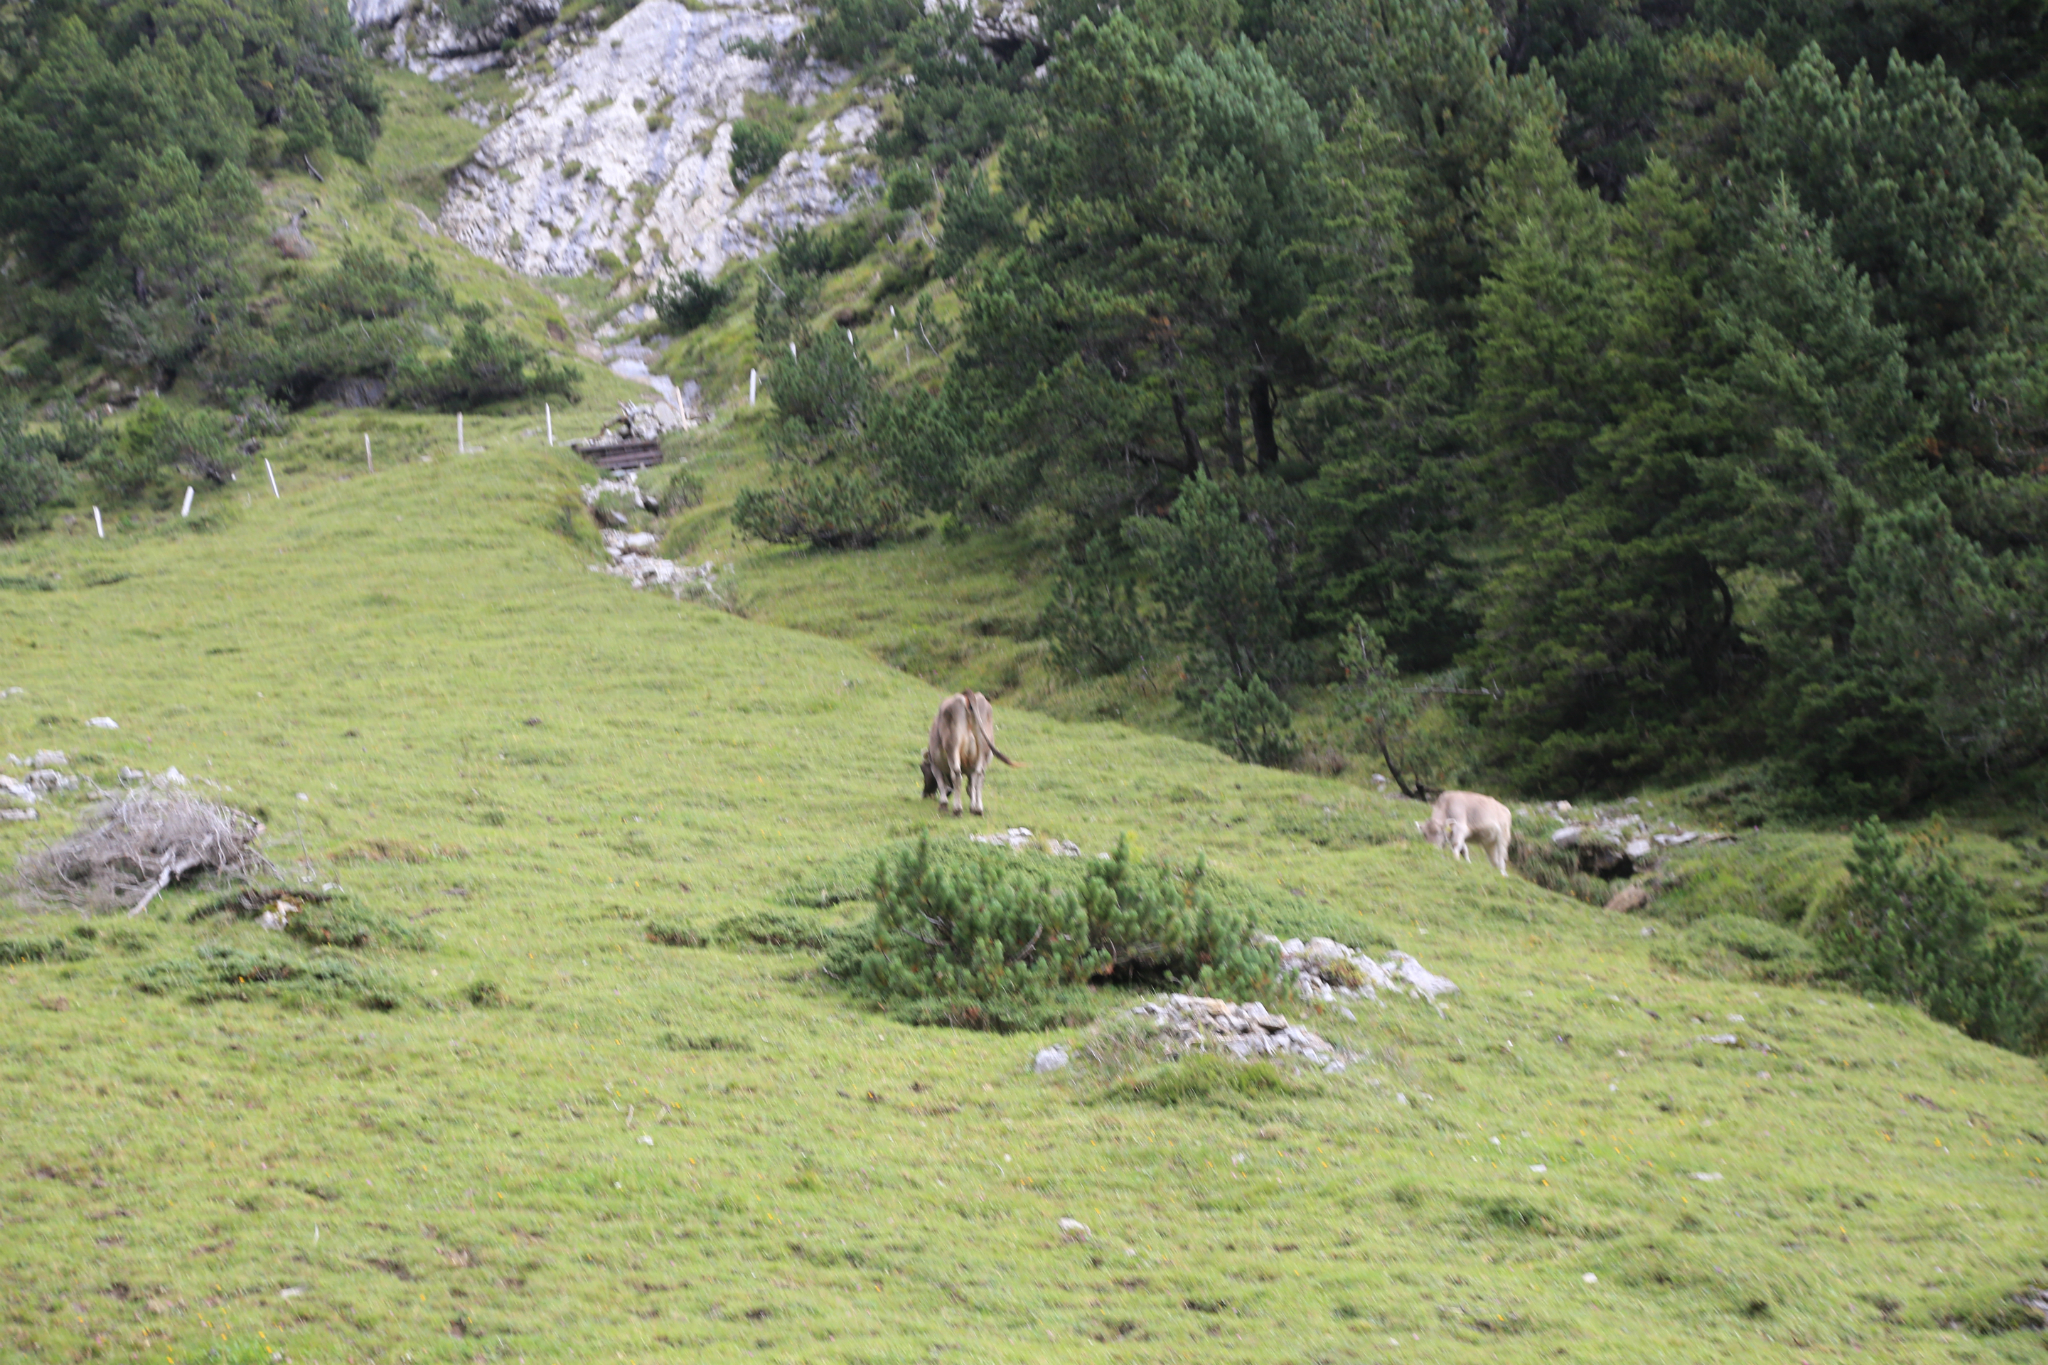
[1290, 103, 1468, 666]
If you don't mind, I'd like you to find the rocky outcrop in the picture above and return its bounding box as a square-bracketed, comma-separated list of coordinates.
[437, 0, 879, 286]
[352, 0, 564, 80]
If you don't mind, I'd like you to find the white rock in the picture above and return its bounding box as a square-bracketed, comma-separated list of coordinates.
[622, 531, 660, 554]
[1383, 950, 1458, 1002]
[30, 750, 66, 767]
[639, 1134, 655, 1145]
[88, 717, 118, 729]
[1057, 1217, 1090, 1242]
[439, 1, 879, 285]
[1625, 838, 1652, 858]
[0, 775, 31, 801]
[1033, 1046, 1069, 1073]
[1691, 1172, 1723, 1182]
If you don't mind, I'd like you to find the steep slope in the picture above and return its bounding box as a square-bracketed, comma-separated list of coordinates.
[0, 428, 2044, 1362]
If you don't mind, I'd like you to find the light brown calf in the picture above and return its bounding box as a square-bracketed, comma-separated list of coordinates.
[1416, 790, 1514, 875]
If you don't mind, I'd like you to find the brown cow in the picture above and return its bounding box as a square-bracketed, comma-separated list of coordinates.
[920, 690, 1018, 816]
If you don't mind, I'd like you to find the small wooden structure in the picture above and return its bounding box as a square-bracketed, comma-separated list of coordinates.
[571, 437, 665, 472]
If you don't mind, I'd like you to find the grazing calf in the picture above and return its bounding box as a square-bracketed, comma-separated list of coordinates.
[1416, 790, 1514, 875]
[920, 690, 1019, 816]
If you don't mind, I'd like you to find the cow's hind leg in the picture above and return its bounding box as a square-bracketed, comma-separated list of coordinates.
[947, 758, 965, 815]
[969, 764, 985, 817]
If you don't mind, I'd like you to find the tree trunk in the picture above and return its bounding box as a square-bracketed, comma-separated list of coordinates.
[1222, 384, 1246, 474]
[1249, 375, 1279, 470]
[1168, 382, 1204, 475]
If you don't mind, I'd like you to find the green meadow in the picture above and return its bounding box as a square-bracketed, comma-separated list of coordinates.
[2, 416, 2045, 1365]
[0, 51, 2044, 1365]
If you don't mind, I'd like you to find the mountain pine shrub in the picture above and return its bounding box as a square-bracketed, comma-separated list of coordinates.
[831, 834, 1278, 1031]
[1823, 819, 2048, 1054]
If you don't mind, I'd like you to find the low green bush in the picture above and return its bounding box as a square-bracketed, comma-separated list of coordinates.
[90, 398, 235, 498]
[1822, 819, 2048, 1054]
[828, 834, 1279, 1032]
[1040, 535, 1156, 677]
[1199, 676, 1299, 768]
[729, 119, 791, 185]
[645, 920, 708, 947]
[730, 464, 913, 549]
[0, 401, 70, 538]
[390, 320, 579, 411]
[886, 165, 933, 211]
[650, 267, 735, 333]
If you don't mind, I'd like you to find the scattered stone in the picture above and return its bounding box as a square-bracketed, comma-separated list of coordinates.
[1582, 1272, 1598, 1284]
[1058, 1218, 1091, 1242]
[0, 808, 35, 821]
[622, 531, 660, 554]
[88, 717, 119, 729]
[638, 1134, 655, 1146]
[0, 774, 32, 801]
[1691, 1172, 1723, 1182]
[31, 750, 66, 768]
[1604, 883, 1650, 914]
[1033, 1046, 1069, 1073]
[970, 827, 1082, 856]
[1696, 1034, 1740, 1047]
[1130, 995, 1338, 1064]
[27, 769, 77, 793]
[1259, 934, 1459, 1006]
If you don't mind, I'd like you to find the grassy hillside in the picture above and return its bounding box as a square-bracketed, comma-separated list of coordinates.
[1, 422, 2046, 1364]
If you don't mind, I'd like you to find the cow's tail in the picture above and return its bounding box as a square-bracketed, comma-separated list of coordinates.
[969, 697, 1022, 768]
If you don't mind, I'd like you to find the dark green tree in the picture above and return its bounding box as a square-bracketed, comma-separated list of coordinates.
[1123, 469, 1302, 690]
[1742, 45, 2048, 479]
[1290, 103, 1468, 666]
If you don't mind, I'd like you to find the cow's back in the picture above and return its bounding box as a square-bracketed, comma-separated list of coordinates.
[1433, 790, 1512, 837]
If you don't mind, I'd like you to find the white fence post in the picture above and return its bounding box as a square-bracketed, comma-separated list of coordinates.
[457, 413, 465, 455]
[181, 487, 194, 517]
[749, 369, 758, 406]
[545, 403, 554, 447]
[364, 434, 374, 471]
[265, 460, 280, 498]
[92, 507, 104, 538]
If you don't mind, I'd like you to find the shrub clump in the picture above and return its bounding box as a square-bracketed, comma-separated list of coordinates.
[1822, 819, 2048, 1054]
[651, 267, 735, 333]
[730, 464, 913, 549]
[391, 319, 579, 411]
[827, 834, 1279, 1032]
[0, 401, 74, 537]
[729, 119, 791, 185]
